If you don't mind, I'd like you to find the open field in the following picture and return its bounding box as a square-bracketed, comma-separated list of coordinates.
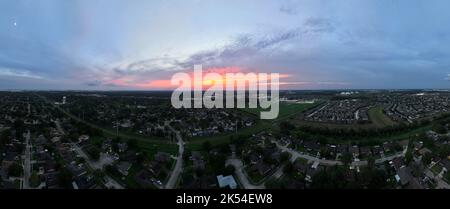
[368, 106, 397, 127]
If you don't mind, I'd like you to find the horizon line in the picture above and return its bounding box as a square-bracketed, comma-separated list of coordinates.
[1, 88, 449, 92]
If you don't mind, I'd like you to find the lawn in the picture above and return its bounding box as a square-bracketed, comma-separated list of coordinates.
[431, 164, 443, 175]
[368, 106, 396, 127]
[137, 140, 179, 157]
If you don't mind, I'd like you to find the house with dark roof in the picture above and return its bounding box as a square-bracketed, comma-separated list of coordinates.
[251, 160, 271, 176]
[116, 161, 132, 176]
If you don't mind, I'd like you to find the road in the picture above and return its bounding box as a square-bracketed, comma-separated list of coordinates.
[103, 175, 125, 189]
[22, 130, 32, 189]
[424, 168, 450, 189]
[72, 143, 124, 189]
[55, 119, 65, 135]
[273, 140, 407, 167]
[225, 158, 265, 189]
[164, 123, 184, 189]
[273, 140, 343, 166]
[57, 118, 123, 189]
[306, 103, 328, 118]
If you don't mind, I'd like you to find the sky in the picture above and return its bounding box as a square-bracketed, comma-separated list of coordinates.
[0, 0, 449, 90]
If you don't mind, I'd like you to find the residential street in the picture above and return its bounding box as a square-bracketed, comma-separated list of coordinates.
[164, 123, 184, 189]
[273, 140, 407, 167]
[225, 158, 265, 189]
[424, 169, 450, 189]
[71, 143, 124, 189]
[273, 140, 343, 166]
[22, 130, 31, 189]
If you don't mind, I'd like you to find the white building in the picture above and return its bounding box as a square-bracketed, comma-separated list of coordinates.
[217, 175, 237, 189]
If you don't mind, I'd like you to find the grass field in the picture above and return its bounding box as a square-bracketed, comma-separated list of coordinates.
[431, 164, 443, 175]
[368, 106, 396, 127]
[137, 140, 179, 157]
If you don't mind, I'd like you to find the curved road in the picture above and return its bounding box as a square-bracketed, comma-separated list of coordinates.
[225, 158, 265, 189]
[272, 140, 407, 167]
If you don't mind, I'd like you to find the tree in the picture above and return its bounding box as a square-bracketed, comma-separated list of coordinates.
[283, 161, 294, 174]
[280, 152, 290, 163]
[224, 165, 235, 176]
[311, 166, 347, 189]
[8, 163, 23, 177]
[209, 153, 226, 172]
[87, 147, 101, 161]
[280, 121, 295, 135]
[58, 167, 73, 188]
[265, 178, 281, 189]
[367, 156, 375, 169]
[0, 129, 12, 145]
[202, 141, 211, 152]
[30, 172, 41, 188]
[127, 138, 138, 149]
[405, 149, 413, 165]
[341, 152, 353, 166]
[437, 145, 450, 158]
[432, 124, 447, 134]
[93, 169, 105, 184]
[445, 171, 450, 182]
[358, 167, 388, 189]
[421, 152, 432, 166]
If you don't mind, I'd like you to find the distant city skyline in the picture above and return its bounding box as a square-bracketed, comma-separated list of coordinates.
[1, 0, 450, 90]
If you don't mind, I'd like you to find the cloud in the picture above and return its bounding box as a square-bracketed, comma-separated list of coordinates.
[113, 56, 186, 74]
[279, 6, 298, 15]
[279, 0, 300, 15]
[112, 20, 334, 77]
[304, 18, 335, 33]
[84, 80, 102, 87]
[0, 67, 44, 79]
[91, 18, 342, 90]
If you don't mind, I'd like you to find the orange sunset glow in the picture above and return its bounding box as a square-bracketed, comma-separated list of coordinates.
[106, 67, 292, 90]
